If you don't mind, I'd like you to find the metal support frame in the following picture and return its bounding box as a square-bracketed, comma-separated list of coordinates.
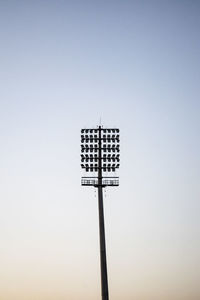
[81, 125, 120, 300]
[97, 126, 109, 300]
[81, 178, 119, 187]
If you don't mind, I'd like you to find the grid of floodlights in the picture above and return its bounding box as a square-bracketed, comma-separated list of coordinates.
[81, 128, 120, 172]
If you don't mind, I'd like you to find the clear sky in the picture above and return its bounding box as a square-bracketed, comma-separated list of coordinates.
[0, 1, 200, 299]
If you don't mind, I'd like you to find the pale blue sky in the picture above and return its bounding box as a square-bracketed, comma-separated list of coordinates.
[0, 1, 200, 299]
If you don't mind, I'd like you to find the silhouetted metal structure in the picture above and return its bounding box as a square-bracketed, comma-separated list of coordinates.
[81, 125, 120, 300]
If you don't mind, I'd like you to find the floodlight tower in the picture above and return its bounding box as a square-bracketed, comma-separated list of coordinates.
[80, 126, 120, 300]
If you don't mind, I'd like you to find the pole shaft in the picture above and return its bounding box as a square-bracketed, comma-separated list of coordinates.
[98, 126, 109, 300]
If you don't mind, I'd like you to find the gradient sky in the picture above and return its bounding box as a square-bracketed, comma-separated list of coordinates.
[0, 1, 200, 299]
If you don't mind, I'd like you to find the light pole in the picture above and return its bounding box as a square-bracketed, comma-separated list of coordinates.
[80, 126, 120, 300]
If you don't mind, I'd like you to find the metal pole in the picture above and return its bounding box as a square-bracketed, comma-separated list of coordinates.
[98, 126, 109, 300]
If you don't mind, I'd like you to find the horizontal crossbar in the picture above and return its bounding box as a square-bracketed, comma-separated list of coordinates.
[81, 178, 119, 187]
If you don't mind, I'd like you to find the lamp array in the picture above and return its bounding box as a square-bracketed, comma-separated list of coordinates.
[81, 163, 119, 172]
[81, 127, 120, 173]
[81, 128, 119, 134]
[81, 134, 119, 142]
[81, 144, 119, 153]
[81, 154, 120, 162]
[81, 129, 119, 142]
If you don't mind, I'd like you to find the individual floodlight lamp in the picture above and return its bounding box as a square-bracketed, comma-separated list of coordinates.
[80, 125, 120, 300]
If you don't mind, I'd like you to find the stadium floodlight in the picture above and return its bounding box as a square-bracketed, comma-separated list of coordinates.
[80, 125, 120, 300]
